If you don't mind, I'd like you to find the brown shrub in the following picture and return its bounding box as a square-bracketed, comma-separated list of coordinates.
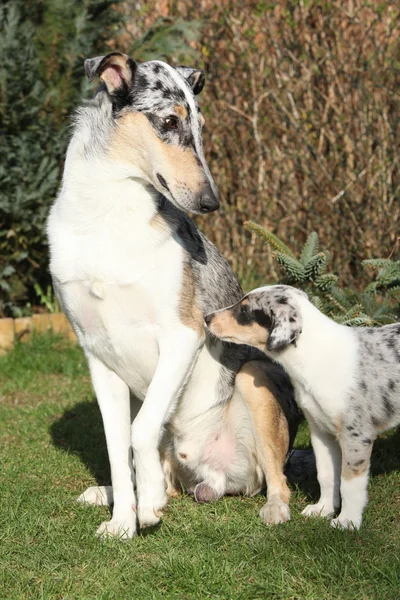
[132, 0, 399, 289]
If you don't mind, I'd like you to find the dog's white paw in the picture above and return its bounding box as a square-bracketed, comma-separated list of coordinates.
[260, 496, 290, 525]
[137, 505, 165, 529]
[96, 517, 136, 540]
[330, 515, 360, 531]
[302, 503, 335, 519]
[77, 486, 113, 506]
[137, 488, 168, 529]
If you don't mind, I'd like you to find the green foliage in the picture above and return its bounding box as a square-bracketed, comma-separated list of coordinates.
[33, 283, 60, 314]
[0, 0, 121, 317]
[130, 17, 202, 63]
[363, 259, 400, 301]
[246, 221, 399, 326]
[0, 1, 201, 317]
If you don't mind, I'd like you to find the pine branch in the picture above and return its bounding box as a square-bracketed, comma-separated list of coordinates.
[245, 221, 296, 258]
[300, 232, 319, 266]
[304, 252, 330, 279]
[273, 252, 305, 281]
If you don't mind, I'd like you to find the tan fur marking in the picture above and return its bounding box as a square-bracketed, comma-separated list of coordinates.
[160, 450, 182, 498]
[342, 461, 369, 481]
[209, 310, 267, 347]
[342, 446, 372, 481]
[108, 112, 204, 193]
[179, 262, 204, 335]
[174, 105, 187, 119]
[149, 212, 170, 232]
[236, 361, 290, 505]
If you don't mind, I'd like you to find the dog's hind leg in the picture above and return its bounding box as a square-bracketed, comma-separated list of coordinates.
[236, 361, 291, 524]
[77, 486, 114, 506]
[330, 431, 373, 530]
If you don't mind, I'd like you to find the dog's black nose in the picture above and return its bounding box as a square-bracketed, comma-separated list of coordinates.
[204, 314, 213, 326]
[199, 193, 219, 213]
[198, 181, 219, 213]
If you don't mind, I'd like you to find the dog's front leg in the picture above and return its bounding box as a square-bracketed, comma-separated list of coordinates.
[87, 355, 136, 539]
[132, 326, 202, 529]
[301, 413, 341, 519]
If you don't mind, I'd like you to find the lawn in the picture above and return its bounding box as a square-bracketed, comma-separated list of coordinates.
[0, 334, 399, 600]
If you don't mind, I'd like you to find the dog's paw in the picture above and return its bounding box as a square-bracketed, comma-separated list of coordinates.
[302, 503, 335, 519]
[330, 515, 360, 531]
[137, 488, 168, 529]
[96, 517, 136, 540]
[137, 505, 165, 529]
[260, 496, 290, 525]
[77, 486, 113, 506]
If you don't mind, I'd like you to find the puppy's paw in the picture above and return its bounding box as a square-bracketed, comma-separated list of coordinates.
[96, 517, 136, 540]
[330, 515, 361, 531]
[260, 495, 290, 525]
[302, 503, 335, 519]
[77, 486, 113, 506]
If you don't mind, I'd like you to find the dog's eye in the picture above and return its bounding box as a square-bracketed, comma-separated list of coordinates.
[165, 116, 179, 130]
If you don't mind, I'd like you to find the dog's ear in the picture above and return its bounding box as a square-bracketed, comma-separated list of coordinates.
[266, 300, 302, 352]
[175, 66, 205, 95]
[84, 52, 136, 95]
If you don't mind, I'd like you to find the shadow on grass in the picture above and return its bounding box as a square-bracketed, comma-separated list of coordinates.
[50, 398, 111, 486]
[50, 398, 400, 503]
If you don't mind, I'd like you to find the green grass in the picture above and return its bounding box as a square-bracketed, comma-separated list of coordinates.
[0, 334, 399, 600]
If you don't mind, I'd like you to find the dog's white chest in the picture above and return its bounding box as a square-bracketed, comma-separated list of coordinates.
[63, 279, 163, 398]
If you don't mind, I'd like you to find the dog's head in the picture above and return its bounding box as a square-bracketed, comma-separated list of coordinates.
[205, 285, 305, 352]
[84, 52, 218, 215]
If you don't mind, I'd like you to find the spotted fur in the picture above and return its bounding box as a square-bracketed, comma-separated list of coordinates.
[206, 284, 400, 529]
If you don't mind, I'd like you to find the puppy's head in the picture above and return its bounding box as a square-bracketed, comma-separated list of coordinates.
[205, 285, 305, 352]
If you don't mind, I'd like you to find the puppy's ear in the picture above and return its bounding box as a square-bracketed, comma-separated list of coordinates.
[175, 66, 205, 95]
[266, 301, 302, 351]
[84, 52, 136, 95]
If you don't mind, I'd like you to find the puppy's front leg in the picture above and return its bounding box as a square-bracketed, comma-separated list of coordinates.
[132, 326, 203, 529]
[331, 433, 373, 530]
[302, 414, 341, 519]
[87, 355, 136, 539]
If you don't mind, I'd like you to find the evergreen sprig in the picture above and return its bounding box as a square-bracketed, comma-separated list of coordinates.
[245, 222, 399, 326]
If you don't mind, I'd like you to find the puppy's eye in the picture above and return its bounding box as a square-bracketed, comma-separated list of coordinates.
[238, 304, 249, 318]
[165, 116, 179, 130]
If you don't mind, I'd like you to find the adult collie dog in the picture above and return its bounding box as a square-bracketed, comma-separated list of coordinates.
[47, 52, 299, 539]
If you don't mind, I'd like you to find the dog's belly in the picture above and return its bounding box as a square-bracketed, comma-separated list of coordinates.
[61, 280, 161, 399]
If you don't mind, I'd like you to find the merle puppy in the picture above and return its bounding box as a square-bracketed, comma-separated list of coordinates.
[205, 284, 400, 530]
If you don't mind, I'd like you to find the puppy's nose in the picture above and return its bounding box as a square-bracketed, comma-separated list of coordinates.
[204, 313, 213, 326]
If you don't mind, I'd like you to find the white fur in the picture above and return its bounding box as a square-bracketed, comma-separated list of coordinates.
[48, 122, 209, 537]
[257, 287, 364, 529]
